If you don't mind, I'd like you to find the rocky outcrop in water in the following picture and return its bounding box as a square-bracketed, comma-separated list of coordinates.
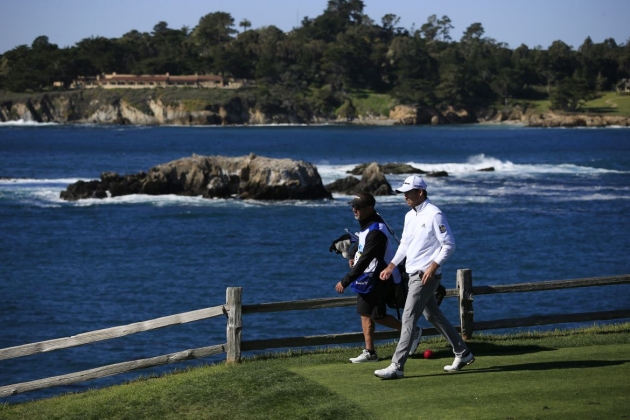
[326, 162, 393, 196]
[427, 171, 448, 177]
[347, 162, 448, 178]
[347, 162, 426, 175]
[326, 162, 450, 196]
[60, 154, 332, 201]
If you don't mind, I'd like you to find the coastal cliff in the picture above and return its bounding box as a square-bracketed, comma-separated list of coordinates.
[387, 104, 630, 127]
[0, 91, 258, 126]
[1, 91, 628, 127]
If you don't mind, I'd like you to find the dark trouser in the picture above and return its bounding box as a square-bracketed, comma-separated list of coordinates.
[392, 271, 468, 369]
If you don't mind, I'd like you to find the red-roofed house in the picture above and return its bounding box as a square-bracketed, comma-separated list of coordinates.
[71, 73, 227, 89]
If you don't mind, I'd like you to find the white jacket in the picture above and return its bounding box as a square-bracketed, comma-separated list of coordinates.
[391, 199, 456, 274]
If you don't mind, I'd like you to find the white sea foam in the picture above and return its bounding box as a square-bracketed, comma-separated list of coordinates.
[0, 178, 86, 185]
[72, 193, 209, 207]
[317, 153, 624, 184]
[551, 193, 630, 201]
[0, 119, 58, 126]
[409, 154, 620, 175]
[69, 193, 340, 208]
[316, 164, 360, 182]
[158, 123, 319, 128]
[574, 125, 630, 130]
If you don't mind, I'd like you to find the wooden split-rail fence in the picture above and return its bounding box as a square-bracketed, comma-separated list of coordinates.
[1, 269, 629, 398]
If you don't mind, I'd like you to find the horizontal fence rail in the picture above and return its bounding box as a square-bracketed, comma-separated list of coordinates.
[0, 305, 226, 362]
[472, 274, 630, 295]
[0, 303, 229, 398]
[1, 271, 629, 398]
[0, 344, 226, 398]
[473, 310, 630, 331]
[242, 296, 356, 313]
[459, 272, 630, 339]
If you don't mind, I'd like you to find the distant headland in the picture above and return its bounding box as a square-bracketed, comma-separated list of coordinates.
[1, 89, 628, 127]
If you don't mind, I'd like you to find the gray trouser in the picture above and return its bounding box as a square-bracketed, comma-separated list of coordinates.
[392, 272, 468, 369]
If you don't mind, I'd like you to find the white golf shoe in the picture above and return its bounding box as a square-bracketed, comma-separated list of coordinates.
[374, 363, 404, 379]
[349, 349, 378, 363]
[443, 351, 475, 372]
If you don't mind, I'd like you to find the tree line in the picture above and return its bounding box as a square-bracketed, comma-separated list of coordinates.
[1, 0, 629, 112]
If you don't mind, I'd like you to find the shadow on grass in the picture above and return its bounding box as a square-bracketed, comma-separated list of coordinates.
[580, 107, 616, 114]
[469, 342, 554, 356]
[404, 343, 553, 361]
[469, 359, 630, 373]
[397, 359, 630, 380]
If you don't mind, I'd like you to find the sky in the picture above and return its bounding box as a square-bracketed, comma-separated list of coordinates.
[1, 0, 629, 54]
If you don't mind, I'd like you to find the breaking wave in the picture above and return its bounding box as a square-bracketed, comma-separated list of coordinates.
[0, 119, 58, 126]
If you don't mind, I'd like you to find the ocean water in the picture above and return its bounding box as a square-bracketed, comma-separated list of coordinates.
[1, 122, 630, 402]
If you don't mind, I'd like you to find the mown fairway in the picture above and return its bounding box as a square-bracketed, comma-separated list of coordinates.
[295, 343, 630, 419]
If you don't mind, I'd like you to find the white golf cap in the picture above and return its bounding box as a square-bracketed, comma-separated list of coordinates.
[395, 175, 427, 193]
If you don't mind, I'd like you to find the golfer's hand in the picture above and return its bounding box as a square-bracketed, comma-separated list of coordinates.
[335, 281, 345, 294]
[380, 265, 393, 280]
[421, 262, 439, 285]
[421, 272, 433, 285]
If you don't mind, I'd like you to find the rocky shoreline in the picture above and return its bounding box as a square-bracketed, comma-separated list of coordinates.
[1, 92, 629, 128]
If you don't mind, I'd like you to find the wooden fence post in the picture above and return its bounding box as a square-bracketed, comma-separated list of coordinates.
[226, 287, 243, 364]
[457, 269, 474, 340]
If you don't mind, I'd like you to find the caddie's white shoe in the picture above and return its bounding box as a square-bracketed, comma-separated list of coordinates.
[443, 351, 475, 372]
[349, 349, 378, 363]
[374, 363, 404, 379]
[409, 326, 422, 356]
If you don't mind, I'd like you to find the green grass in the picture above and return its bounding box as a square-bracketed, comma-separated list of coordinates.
[347, 90, 396, 117]
[519, 98, 552, 113]
[1, 323, 630, 419]
[512, 91, 630, 116]
[582, 91, 630, 115]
